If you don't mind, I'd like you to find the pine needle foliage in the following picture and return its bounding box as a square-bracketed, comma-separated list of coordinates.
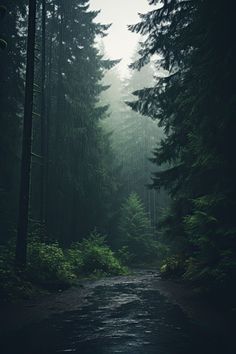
[118, 193, 155, 263]
[129, 0, 236, 298]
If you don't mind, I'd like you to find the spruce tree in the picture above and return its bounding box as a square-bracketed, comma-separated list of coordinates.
[118, 193, 154, 262]
[35, 0, 119, 243]
[0, 1, 26, 242]
[129, 0, 236, 295]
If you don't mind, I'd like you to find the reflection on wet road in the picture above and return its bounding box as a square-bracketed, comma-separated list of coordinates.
[2, 271, 233, 354]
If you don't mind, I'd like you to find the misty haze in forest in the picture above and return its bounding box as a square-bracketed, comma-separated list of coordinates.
[0, 1, 236, 354]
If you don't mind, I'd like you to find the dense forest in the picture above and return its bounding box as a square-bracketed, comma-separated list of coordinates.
[0, 0, 236, 338]
[128, 0, 236, 304]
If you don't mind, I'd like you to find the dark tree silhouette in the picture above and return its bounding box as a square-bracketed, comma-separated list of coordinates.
[16, 0, 37, 268]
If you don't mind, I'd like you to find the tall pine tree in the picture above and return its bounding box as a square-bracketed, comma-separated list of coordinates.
[129, 0, 236, 297]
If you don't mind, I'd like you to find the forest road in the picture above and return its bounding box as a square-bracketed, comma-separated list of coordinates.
[1, 270, 235, 354]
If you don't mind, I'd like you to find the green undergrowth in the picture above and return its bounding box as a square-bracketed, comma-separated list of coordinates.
[66, 232, 128, 277]
[160, 255, 186, 279]
[159, 253, 236, 308]
[0, 231, 128, 304]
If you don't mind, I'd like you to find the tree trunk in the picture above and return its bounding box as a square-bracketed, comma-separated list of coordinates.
[45, 2, 55, 229]
[53, 2, 64, 239]
[15, 0, 37, 268]
[40, 0, 46, 228]
[56, 2, 63, 149]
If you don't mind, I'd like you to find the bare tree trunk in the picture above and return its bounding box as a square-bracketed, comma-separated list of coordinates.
[15, 0, 37, 268]
[56, 2, 63, 148]
[40, 0, 46, 228]
[45, 2, 55, 228]
[153, 190, 156, 230]
[53, 2, 64, 239]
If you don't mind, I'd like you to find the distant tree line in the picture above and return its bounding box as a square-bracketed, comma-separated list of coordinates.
[101, 62, 169, 230]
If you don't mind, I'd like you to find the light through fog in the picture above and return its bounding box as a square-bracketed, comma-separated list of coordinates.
[89, 0, 154, 77]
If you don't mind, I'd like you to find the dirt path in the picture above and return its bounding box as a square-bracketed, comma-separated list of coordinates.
[0, 270, 235, 354]
[0, 283, 90, 335]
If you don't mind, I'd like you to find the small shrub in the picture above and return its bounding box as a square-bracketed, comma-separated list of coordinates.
[0, 242, 36, 303]
[183, 253, 236, 299]
[160, 255, 186, 278]
[65, 247, 83, 275]
[116, 246, 133, 265]
[68, 231, 128, 276]
[27, 238, 76, 289]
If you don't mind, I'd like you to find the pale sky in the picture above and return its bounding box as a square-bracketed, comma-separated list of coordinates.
[89, 0, 153, 77]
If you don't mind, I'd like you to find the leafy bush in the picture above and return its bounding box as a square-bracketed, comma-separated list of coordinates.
[27, 238, 76, 289]
[183, 252, 236, 294]
[0, 231, 127, 303]
[67, 231, 128, 276]
[0, 266, 36, 303]
[65, 247, 83, 275]
[116, 246, 133, 265]
[154, 240, 170, 261]
[0, 236, 76, 303]
[160, 255, 186, 278]
[0, 242, 36, 303]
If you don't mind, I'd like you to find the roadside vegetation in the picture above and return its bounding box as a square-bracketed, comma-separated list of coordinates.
[0, 230, 128, 304]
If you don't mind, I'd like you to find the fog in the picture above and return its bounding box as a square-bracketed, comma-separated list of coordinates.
[90, 0, 153, 77]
